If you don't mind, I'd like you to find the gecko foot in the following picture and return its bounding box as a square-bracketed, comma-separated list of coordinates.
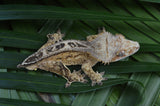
[91, 71, 107, 86]
[65, 70, 88, 88]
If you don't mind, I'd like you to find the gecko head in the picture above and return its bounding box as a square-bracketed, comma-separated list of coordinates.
[110, 34, 140, 62]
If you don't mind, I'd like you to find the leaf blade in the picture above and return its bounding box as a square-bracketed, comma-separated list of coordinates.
[139, 0, 160, 3]
[0, 30, 44, 49]
[0, 72, 131, 93]
[0, 98, 68, 106]
[0, 5, 155, 21]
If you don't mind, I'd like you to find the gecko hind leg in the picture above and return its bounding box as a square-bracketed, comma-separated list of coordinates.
[38, 61, 88, 87]
[39, 30, 64, 50]
[57, 63, 88, 87]
[65, 70, 88, 88]
[47, 29, 64, 43]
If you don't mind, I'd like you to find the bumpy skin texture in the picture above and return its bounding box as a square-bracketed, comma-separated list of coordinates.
[17, 28, 140, 87]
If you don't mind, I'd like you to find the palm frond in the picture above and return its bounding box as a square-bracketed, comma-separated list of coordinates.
[139, 0, 160, 3]
[0, 5, 155, 21]
[0, 72, 133, 93]
[0, 0, 160, 106]
[0, 98, 67, 106]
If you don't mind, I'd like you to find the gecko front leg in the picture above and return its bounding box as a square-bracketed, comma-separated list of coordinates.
[87, 27, 106, 42]
[81, 60, 106, 86]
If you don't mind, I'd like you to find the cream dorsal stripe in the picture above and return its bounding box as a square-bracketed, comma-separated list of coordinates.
[18, 40, 93, 66]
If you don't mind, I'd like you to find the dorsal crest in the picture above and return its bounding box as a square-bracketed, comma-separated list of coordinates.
[18, 40, 96, 66]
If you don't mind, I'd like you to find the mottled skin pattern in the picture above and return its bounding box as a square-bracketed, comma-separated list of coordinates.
[39, 30, 64, 50]
[17, 28, 140, 88]
[17, 32, 104, 87]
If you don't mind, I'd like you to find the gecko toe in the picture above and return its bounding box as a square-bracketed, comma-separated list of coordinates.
[103, 77, 107, 81]
[100, 71, 105, 76]
[97, 82, 103, 85]
[91, 81, 96, 86]
[65, 81, 72, 88]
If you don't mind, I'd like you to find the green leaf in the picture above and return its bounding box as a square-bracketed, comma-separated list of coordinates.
[155, 94, 160, 106]
[103, 61, 160, 73]
[139, 0, 160, 3]
[138, 73, 160, 106]
[139, 43, 160, 52]
[0, 98, 68, 106]
[0, 0, 160, 105]
[0, 51, 29, 69]
[0, 5, 155, 21]
[72, 88, 111, 106]
[116, 85, 141, 106]
[0, 72, 131, 93]
[0, 30, 44, 49]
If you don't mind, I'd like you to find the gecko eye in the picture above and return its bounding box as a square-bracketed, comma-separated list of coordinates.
[116, 50, 125, 57]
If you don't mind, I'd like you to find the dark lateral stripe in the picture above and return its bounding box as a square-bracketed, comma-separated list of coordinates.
[68, 42, 77, 48]
[55, 43, 65, 50]
[75, 42, 87, 48]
